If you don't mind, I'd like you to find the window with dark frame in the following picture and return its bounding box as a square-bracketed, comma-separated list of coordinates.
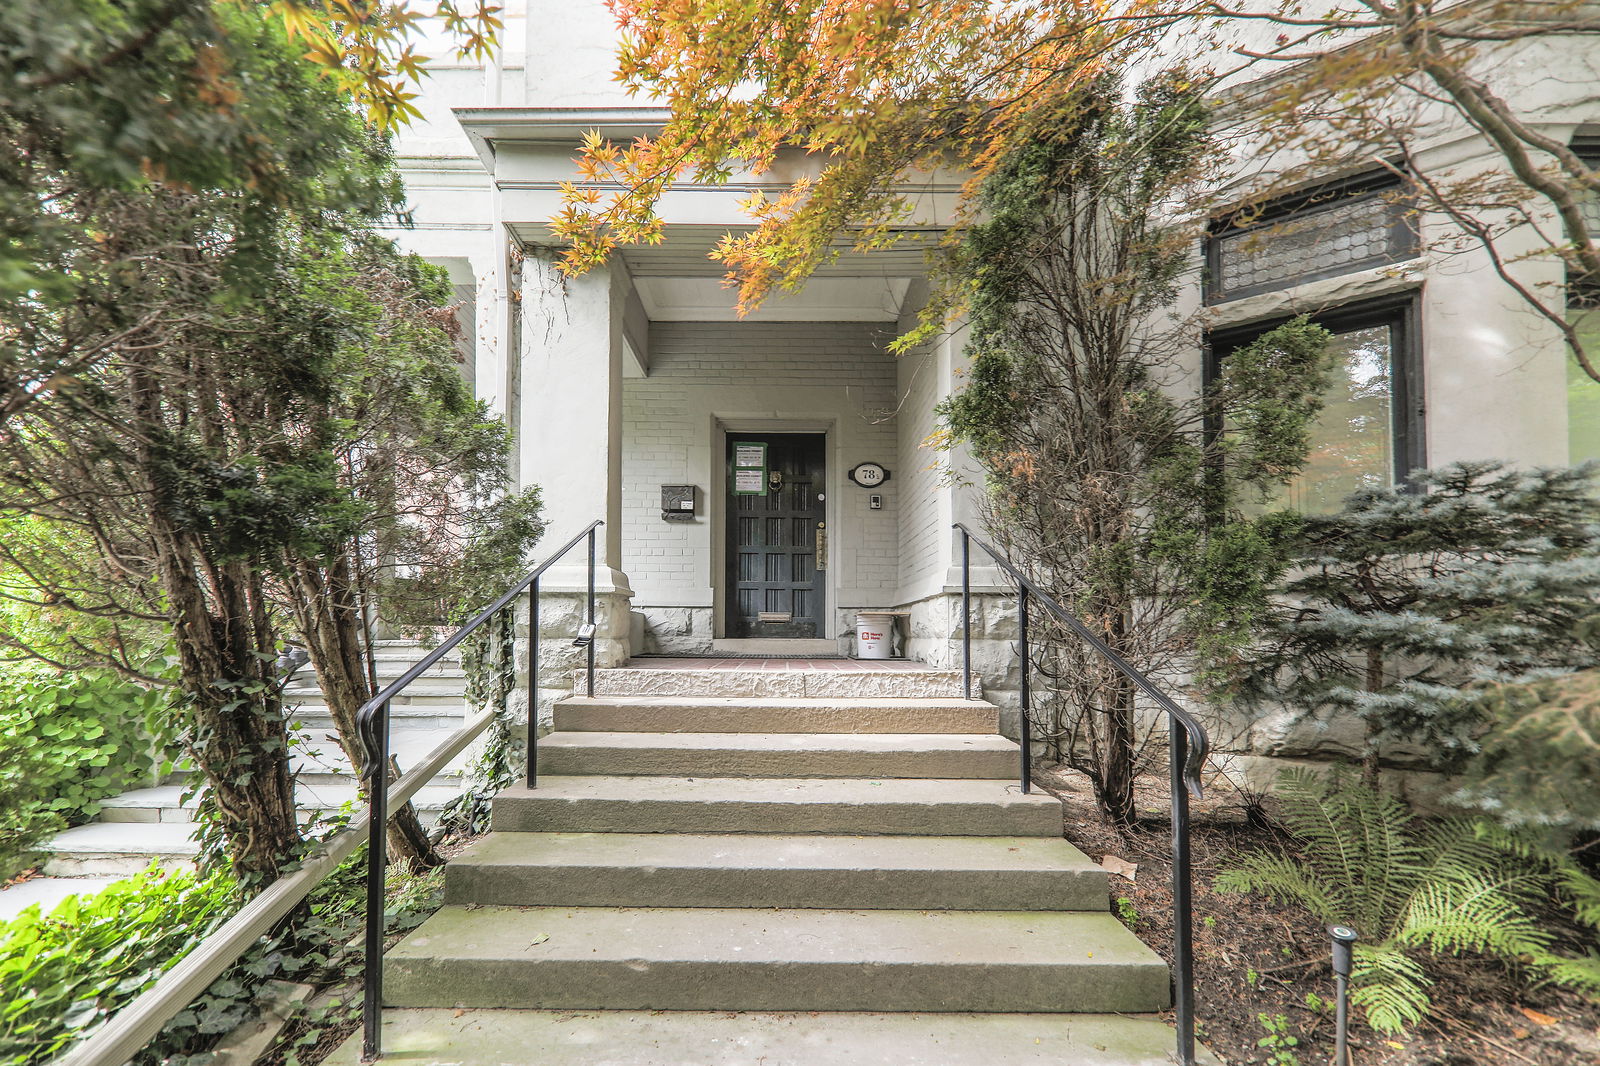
[1566, 132, 1600, 466]
[1205, 170, 1419, 305]
[1207, 297, 1425, 513]
[1569, 132, 1600, 308]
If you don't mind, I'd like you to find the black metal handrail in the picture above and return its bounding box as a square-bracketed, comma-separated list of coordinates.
[954, 522, 1207, 1066]
[355, 518, 603, 1062]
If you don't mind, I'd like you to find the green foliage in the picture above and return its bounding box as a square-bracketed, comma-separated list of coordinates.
[0, 756, 65, 884]
[1233, 462, 1600, 775]
[1114, 895, 1141, 929]
[280, 233, 546, 627]
[0, 842, 447, 1066]
[0, 671, 177, 875]
[0, 866, 238, 1066]
[935, 72, 1335, 824]
[0, 0, 514, 885]
[269, 237, 543, 859]
[1218, 770, 1600, 1034]
[0, 1, 403, 415]
[0, 9, 411, 875]
[1452, 668, 1600, 832]
[1255, 1013, 1301, 1066]
[135, 848, 443, 1066]
[0, 514, 173, 677]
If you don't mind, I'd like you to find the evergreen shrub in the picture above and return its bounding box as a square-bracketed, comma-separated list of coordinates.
[1233, 461, 1600, 781]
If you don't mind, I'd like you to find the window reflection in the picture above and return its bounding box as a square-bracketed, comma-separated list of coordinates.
[1572, 311, 1600, 468]
[1268, 324, 1395, 513]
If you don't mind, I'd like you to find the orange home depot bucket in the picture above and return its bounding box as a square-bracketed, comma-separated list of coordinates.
[854, 612, 894, 659]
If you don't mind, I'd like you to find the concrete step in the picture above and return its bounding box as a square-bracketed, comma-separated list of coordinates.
[41, 821, 199, 877]
[537, 731, 1020, 779]
[290, 725, 469, 781]
[283, 686, 467, 709]
[97, 783, 464, 825]
[586, 668, 968, 699]
[288, 664, 465, 685]
[384, 905, 1169, 1013]
[291, 714, 465, 738]
[0, 876, 122, 923]
[444, 832, 1106, 910]
[490, 777, 1061, 837]
[554, 696, 997, 735]
[326, 1008, 1215, 1066]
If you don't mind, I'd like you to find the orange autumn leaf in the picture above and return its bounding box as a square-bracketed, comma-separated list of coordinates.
[1518, 1007, 1559, 1026]
[555, 0, 1170, 313]
[551, 0, 1600, 385]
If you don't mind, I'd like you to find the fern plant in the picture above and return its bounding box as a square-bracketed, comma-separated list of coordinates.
[1217, 769, 1600, 1033]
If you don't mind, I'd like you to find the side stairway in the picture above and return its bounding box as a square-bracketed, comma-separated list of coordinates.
[332, 663, 1209, 1066]
[41, 640, 469, 877]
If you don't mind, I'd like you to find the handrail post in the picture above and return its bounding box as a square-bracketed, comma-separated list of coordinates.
[586, 526, 597, 697]
[951, 523, 1204, 1063]
[1017, 584, 1031, 794]
[360, 700, 390, 1063]
[1170, 720, 1196, 1066]
[960, 528, 972, 699]
[497, 608, 511, 720]
[528, 579, 539, 790]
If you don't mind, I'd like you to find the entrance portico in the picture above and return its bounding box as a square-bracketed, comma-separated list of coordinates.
[459, 110, 1010, 658]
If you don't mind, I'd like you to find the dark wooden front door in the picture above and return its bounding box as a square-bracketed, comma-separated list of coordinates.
[726, 433, 825, 638]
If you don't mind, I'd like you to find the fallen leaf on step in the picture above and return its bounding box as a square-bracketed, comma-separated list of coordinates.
[1519, 1007, 1558, 1026]
[453, 1008, 466, 1019]
[1098, 855, 1137, 881]
[529, 933, 550, 947]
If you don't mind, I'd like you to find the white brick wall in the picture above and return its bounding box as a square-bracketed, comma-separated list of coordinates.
[623, 322, 902, 639]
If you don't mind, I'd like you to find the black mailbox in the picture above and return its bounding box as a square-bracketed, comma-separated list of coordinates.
[661, 485, 696, 521]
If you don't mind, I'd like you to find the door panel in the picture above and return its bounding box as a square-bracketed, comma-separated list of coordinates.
[726, 433, 825, 638]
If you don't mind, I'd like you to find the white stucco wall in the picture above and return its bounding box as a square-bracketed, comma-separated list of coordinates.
[893, 291, 953, 601]
[523, 0, 644, 108]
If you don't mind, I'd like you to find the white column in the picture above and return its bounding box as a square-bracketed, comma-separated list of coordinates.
[517, 254, 630, 590]
[514, 255, 633, 747]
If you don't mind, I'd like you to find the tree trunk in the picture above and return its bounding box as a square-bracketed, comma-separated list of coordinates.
[154, 527, 303, 882]
[290, 554, 440, 871]
[1097, 605, 1139, 831]
[130, 352, 303, 884]
[1101, 669, 1139, 830]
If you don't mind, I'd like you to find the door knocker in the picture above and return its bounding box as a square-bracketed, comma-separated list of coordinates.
[768, 469, 783, 491]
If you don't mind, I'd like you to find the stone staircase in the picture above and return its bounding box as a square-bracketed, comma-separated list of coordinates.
[40, 640, 470, 877]
[331, 663, 1203, 1066]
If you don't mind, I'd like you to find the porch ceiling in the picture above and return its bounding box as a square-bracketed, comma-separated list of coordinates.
[508, 222, 938, 322]
[505, 222, 942, 279]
